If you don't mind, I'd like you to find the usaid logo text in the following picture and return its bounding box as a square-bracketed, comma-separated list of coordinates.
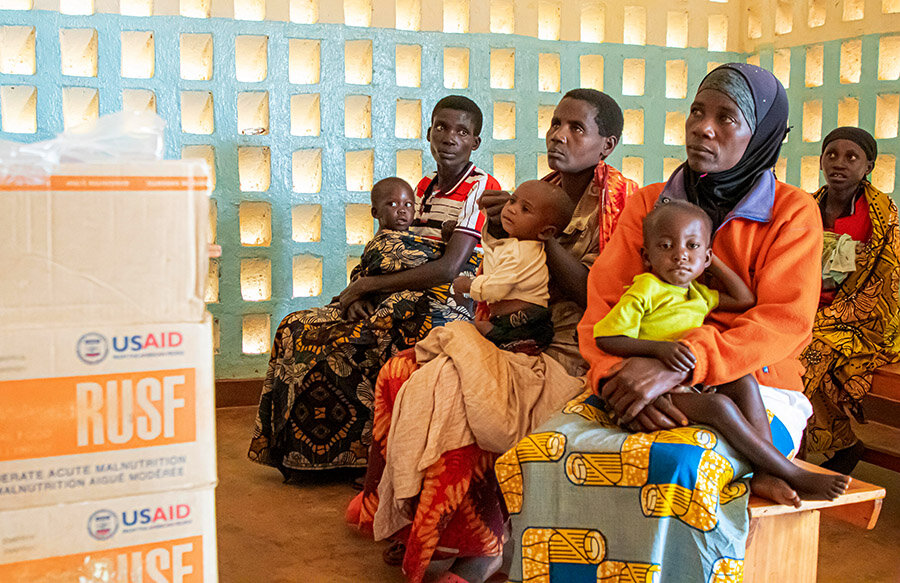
[113, 332, 183, 353]
[87, 509, 118, 540]
[78, 331, 184, 363]
[77, 333, 109, 364]
[87, 505, 191, 540]
[122, 504, 191, 527]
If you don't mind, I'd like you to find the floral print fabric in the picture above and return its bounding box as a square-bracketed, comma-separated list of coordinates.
[248, 230, 479, 471]
[802, 182, 900, 454]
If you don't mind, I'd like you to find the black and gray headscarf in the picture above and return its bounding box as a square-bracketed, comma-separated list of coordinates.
[681, 63, 790, 229]
[822, 126, 877, 163]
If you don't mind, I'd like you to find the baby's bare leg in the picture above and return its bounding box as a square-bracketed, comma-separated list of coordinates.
[713, 376, 796, 503]
[668, 391, 850, 505]
[708, 376, 800, 503]
[718, 376, 854, 504]
[715, 375, 771, 442]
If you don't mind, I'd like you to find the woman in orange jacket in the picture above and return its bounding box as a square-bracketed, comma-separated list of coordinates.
[498, 64, 822, 582]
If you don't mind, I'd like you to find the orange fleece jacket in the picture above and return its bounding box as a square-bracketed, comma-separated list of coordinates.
[578, 180, 823, 392]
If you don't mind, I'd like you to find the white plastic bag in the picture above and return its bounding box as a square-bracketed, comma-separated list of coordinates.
[0, 110, 166, 185]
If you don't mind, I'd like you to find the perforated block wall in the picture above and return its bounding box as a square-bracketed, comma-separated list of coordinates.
[1, 0, 898, 378]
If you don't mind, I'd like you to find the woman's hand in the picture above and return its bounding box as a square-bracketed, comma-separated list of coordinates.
[601, 357, 690, 424]
[452, 276, 473, 305]
[625, 395, 690, 432]
[544, 236, 590, 308]
[452, 276, 472, 294]
[478, 190, 511, 227]
[344, 299, 375, 321]
[339, 277, 374, 316]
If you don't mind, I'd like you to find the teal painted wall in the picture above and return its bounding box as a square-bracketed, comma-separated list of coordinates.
[756, 39, 900, 196]
[0, 10, 897, 378]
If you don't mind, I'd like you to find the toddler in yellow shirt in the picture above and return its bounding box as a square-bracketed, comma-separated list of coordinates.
[594, 200, 850, 506]
[452, 180, 574, 353]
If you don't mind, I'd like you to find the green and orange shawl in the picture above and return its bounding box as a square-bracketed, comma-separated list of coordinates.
[802, 181, 900, 453]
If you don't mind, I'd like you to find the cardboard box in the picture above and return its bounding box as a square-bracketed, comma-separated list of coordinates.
[0, 485, 218, 582]
[0, 161, 210, 327]
[0, 318, 216, 510]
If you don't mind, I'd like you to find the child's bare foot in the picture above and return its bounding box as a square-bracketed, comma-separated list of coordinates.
[792, 469, 851, 501]
[750, 473, 801, 508]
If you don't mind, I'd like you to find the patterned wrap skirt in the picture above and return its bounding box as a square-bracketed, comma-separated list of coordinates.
[498, 384, 812, 583]
[346, 349, 507, 583]
[249, 230, 479, 471]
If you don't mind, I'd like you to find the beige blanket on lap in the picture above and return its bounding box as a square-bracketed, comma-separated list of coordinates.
[373, 321, 585, 539]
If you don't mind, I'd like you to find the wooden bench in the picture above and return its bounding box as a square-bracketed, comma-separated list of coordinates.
[743, 459, 885, 582]
[861, 363, 900, 472]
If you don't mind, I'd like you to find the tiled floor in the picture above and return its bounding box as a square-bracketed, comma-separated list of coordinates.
[215, 406, 900, 582]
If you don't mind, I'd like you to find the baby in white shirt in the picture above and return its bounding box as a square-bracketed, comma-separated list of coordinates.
[453, 180, 574, 352]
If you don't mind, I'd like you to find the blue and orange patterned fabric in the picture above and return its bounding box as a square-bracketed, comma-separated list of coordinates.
[498, 389, 800, 583]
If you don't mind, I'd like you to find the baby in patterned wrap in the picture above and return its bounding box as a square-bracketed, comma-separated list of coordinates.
[338, 177, 416, 319]
[369, 176, 416, 234]
[451, 180, 574, 353]
[593, 199, 850, 506]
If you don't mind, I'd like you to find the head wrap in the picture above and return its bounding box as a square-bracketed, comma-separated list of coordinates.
[698, 68, 757, 133]
[822, 126, 877, 162]
[681, 63, 789, 229]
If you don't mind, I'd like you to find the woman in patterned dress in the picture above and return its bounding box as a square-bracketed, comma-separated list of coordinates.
[499, 64, 824, 583]
[347, 89, 638, 583]
[801, 126, 900, 473]
[248, 96, 499, 474]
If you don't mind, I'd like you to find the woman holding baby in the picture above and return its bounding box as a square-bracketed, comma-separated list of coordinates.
[346, 88, 639, 583]
[500, 64, 826, 582]
[248, 96, 498, 475]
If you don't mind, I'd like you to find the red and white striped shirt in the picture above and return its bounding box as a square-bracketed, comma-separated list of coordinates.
[411, 163, 499, 241]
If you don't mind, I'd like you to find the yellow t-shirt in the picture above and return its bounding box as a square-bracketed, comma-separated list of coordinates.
[592, 272, 719, 342]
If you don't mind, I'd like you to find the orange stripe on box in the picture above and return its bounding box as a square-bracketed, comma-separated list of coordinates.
[0, 369, 196, 461]
[0, 536, 204, 582]
[0, 176, 210, 191]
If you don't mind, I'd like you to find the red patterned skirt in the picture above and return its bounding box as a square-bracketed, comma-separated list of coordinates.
[345, 349, 506, 583]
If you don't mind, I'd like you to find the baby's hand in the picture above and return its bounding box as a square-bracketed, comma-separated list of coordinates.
[452, 276, 473, 305]
[652, 341, 696, 372]
[452, 276, 472, 294]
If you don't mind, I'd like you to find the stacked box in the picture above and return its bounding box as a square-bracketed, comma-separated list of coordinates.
[0, 486, 218, 582]
[0, 163, 210, 327]
[0, 318, 217, 510]
[0, 162, 218, 582]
